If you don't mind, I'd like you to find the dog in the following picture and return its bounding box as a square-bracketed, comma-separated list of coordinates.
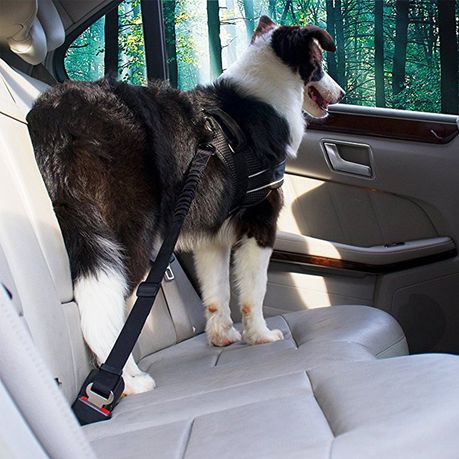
[27, 16, 344, 395]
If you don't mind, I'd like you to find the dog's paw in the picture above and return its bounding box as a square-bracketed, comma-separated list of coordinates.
[206, 316, 242, 347]
[209, 326, 242, 347]
[243, 327, 284, 345]
[123, 370, 156, 396]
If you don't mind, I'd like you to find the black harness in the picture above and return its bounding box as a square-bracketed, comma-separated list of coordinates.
[203, 108, 286, 214]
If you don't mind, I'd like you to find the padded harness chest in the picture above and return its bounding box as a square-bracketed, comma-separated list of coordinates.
[204, 108, 286, 214]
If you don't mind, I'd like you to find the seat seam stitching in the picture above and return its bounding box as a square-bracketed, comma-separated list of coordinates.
[280, 314, 299, 349]
[375, 334, 406, 356]
[305, 370, 336, 438]
[181, 418, 195, 459]
[213, 350, 224, 366]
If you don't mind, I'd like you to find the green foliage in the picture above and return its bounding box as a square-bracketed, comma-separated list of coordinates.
[118, 0, 147, 85]
[174, 0, 201, 89]
[65, 16, 105, 81]
[65, 0, 146, 85]
[65, 0, 458, 114]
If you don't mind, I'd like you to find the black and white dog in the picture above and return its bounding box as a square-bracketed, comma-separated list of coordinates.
[27, 16, 344, 395]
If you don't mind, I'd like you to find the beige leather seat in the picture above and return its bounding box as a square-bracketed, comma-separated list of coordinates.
[1, 3, 459, 458]
[0, 0, 64, 65]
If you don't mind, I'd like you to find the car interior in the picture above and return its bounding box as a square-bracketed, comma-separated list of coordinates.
[1, 0, 459, 458]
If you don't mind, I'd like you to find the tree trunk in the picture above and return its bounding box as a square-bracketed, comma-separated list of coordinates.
[438, 0, 458, 114]
[207, 0, 223, 79]
[242, 0, 255, 41]
[163, 0, 178, 87]
[281, 0, 292, 24]
[375, 0, 385, 107]
[104, 7, 119, 77]
[226, 0, 238, 63]
[335, 0, 346, 89]
[326, 0, 338, 81]
[392, 0, 409, 100]
[269, 0, 277, 21]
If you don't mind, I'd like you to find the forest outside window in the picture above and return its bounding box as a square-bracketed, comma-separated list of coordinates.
[65, 0, 147, 85]
[163, 0, 459, 114]
[64, 0, 458, 115]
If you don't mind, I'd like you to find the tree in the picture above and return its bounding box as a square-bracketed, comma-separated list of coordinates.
[438, 0, 458, 114]
[374, 0, 385, 107]
[269, 0, 277, 21]
[163, 0, 178, 87]
[326, 0, 338, 81]
[207, 0, 223, 79]
[334, 0, 346, 89]
[242, 0, 255, 40]
[392, 0, 409, 102]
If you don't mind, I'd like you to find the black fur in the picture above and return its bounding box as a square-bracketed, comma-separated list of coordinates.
[271, 25, 334, 83]
[27, 78, 289, 292]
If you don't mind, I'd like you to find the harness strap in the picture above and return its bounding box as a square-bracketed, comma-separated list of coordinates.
[203, 108, 286, 213]
[72, 144, 215, 425]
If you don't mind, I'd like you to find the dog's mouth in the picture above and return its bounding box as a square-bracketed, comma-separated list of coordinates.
[307, 86, 330, 112]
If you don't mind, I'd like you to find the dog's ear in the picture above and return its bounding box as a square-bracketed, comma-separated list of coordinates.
[271, 25, 335, 68]
[303, 25, 336, 52]
[251, 16, 278, 43]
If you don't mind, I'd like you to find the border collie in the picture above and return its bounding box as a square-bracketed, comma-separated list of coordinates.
[27, 16, 344, 395]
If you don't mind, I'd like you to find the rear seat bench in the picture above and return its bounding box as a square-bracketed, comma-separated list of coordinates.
[1, 59, 459, 459]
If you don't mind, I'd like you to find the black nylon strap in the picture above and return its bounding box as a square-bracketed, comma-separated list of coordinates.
[72, 145, 215, 425]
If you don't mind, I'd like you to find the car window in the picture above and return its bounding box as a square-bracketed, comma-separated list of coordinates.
[65, 0, 147, 85]
[163, 0, 458, 114]
[64, 0, 458, 115]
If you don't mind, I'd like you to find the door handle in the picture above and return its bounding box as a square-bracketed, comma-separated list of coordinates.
[323, 142, 372, 177]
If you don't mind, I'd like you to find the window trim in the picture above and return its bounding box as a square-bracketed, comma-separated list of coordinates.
[329, 104, 458, 125]
[141, 0, 168, 81]
[308, 104, 459, 144]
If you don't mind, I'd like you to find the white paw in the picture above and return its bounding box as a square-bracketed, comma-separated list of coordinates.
[123, 370, 156, 396]
[243, 327, 284, 345]
[206, 315, 242, 347]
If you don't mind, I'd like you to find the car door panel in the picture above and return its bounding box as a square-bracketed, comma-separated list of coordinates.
[264, 108, 459, 354]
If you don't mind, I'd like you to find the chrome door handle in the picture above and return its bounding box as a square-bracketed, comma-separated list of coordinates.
[323, 142, 372, 177]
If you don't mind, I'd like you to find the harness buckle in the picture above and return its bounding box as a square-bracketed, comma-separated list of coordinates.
[203, 115, 219, 136]
[137, 281, 161, 298]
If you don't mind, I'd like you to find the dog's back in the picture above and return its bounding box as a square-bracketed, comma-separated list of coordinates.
[28, 79, 202, 289]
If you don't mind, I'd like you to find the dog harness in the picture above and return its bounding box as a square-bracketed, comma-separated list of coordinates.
[203, 108, 286, 214]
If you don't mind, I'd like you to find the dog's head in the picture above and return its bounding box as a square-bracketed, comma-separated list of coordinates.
[252, 16, 345, 118]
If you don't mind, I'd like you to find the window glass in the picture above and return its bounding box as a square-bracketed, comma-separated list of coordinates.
[65, 0, 147, 85]
[163, 0, 459, 114]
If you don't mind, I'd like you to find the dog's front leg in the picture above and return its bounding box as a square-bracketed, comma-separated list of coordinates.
[194, 242, 242, 346]
[233, 236, 284, 344]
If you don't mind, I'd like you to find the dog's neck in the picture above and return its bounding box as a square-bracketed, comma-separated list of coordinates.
[219, 33, 305, 158]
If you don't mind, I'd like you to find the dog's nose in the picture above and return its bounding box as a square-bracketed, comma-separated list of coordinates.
[337, 89, 346, 103]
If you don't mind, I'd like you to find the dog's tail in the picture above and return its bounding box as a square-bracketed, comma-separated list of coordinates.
[55, 202, 129, 365]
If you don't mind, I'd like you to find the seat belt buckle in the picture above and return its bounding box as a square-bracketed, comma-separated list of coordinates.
[72, 369, 124, 425]
[72, 391, 113, 425]
[165, 264, 175, 281]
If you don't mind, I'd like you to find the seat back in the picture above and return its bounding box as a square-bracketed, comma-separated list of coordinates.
[0, 58, 206, 400]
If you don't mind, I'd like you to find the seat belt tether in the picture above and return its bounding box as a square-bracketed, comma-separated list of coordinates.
[72, 144, 215, 425]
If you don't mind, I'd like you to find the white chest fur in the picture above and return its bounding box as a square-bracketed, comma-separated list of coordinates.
[220, 32, 305, 158]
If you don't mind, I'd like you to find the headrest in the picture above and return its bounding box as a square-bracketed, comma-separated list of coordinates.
[0, 0, 65, 65]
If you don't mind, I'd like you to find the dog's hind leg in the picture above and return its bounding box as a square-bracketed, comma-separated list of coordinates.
[59, 203, 156, 395]
[194, 242, 242, 347]
[233, 236, 284, 344]
[74, 262, 155, 395]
